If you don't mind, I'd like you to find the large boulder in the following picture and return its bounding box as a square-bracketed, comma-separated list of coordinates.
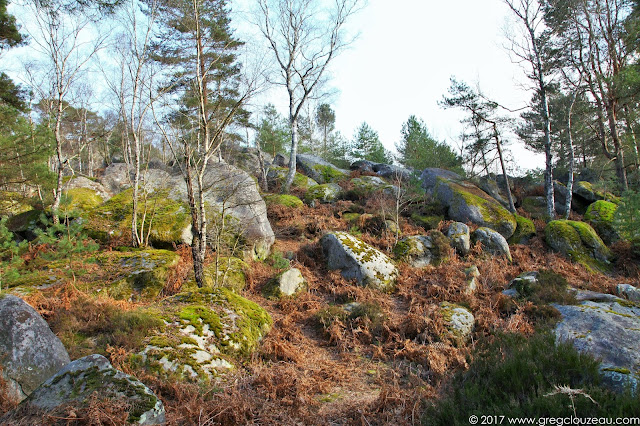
[304, 183, 343, 204]
[573, 180, 619, 205]
[95, 249, 181, 300]
[372, 163, 411, 181]
[99, 162, 275, 259]
[226, 147, 273, 178]
[476, 176, 514, 209]
[0, 295, 71, 404]
[421, 168, 516, 239]
[296, 154, 349, 184]
[521, 196, 547, 219]
[350, 176, 398, 197]
[554, 290, 640, 394]
[2, 354, 165, 425]
[544, 220, 613, 273]
[321, 232, 398, 292]
[63, 176, 111, 201]
[584, 200, 619, 245]
[471, 227, 512, 262]
[140, 287, 271, 381]
[393, 231, 451, 267]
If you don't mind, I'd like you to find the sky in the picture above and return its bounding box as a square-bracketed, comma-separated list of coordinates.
[234, 0, 546, 173]
[4, 0, 546, 174]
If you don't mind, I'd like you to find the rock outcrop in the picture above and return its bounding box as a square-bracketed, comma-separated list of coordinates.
[321, 232, 398, 292]
[584, 200, 619, 245]
[0, 295, 71, 404]
[421, 168, 516, 239]
[2, 354, 165, 425]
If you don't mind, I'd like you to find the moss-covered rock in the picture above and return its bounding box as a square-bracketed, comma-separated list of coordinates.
[349, 176, 397, 197]
[140, 287, 271, 382]
[202, 257, 248, 292]
[447, 222, 471, 255]
[60, 188, 104, 215]
[440, 302, 474, 343]
[3, 354, 165, 425]
[96, 249, 180, 300]
[472, 227, 512, 262]
[304, 183, 343, 204]
[296, 154, 349, 184]
[393, 230, 451, 267]
[6, 209, 43, 239]
[86, 189, 191, 247]
[321, 231, 398, 292]
[584, 200, 619, 245]
[421, 169, 516, 238]
[0, 192, 33, 217]
[509, 215, 536, 245]
[521, 196, 547, 219]
[266, 167, 318, 190]
[263, 193, 304, 208]
[573, 181, 620, 205]
[544, 220, 613, 273]
[410, 213, 443, 230]
[262, 268, 307, 299]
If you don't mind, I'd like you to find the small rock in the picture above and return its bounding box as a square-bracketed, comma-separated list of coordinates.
[440, 302, 474, 342]
[464, 265, 480, 295]
[447, 222, 470, 255]
[617, 284, 640, 302]
[394, 231, 451, 268]
[321, 232, 398, 292]
[471, 227, 512, 262]
[264, 268, 307, 298]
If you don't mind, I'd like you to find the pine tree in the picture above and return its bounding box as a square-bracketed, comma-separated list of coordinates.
[351, 122, 391, 164]
[396, 115, 462, 172]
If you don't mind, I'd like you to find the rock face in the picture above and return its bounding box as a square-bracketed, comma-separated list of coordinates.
[263, 268, 307, 299]
[447, 222, 470, 255]
[0, 295, 70, 404]
[393, 231, 451, 268]
[544, 220, 612, 272]
[421, 168, 516, 239]
[63, 176, 112, 201]
[304, 183, 343, 204]
[140, 288, 271, 381]
[471, 227, 512, 262]
[296, 154, 349, 184]
[99, 162, 275, 259]
[2, 354, 165, 425]
[226, 147, 273, 178]
[554, 290, 640, 394]
[477, 176, 513, 209]
[584, 200, 619, 245]
[321, 232, 398, 292]
[440, 302, 474, 342]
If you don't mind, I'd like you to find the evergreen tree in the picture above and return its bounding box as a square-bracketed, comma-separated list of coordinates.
[256, 104, 289, 157]
[316, 103, 335, 159]
[396, 115, 462, 172]
[351, 122, 391, 164]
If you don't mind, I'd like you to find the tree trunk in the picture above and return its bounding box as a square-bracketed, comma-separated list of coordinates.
[51, 98, 65, 225]
[493, 125, 516, 214]
[185, 156, 205, 288]
[283, 113, 298, 193]
[564, 87, 578, 219]
[606, 101, 628, 191]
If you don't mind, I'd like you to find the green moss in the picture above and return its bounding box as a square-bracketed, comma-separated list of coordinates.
[585, 200, 617, 223]
[602, 367, 631, 374]
[97, 249, 180, 300]
[342, 212, 361, 223]
[86, 188, 190, 247]
[263, 194, 304, 208]
[410, 213, 443, 230]
[544, 220, 612, 273]
[60, 188, 104, 214]
[304, 183, 341, 204]
[203, 257, 248, 292]
[312, 164, 345, 183]
[509, 215, 536, 244]
[269, 167, 317, 189]
[441, 180, 516, 236]
[179, 305, 224, 337]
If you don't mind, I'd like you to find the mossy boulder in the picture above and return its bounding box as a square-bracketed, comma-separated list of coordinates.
[573, 181, 620, 205]
[350, 176, 397, 197]
[202, 257, 248, 292]
[508, 215, 536, 245]
[266, 167, 318, 190]
[262, 268, 307, 299]
[472, 227, 512, 262]
[440, 302, 474, 343]
[544, 220, 613, 273]
[421, 168, 516, 238]
[304, 183, 343, 204]
[321, 231, 398, 292]
[63, 176, 112, 201]
[6, 209, 43, 240]
[60, 187, 104, 215]
[521, 196, 547, 219]
[296, 154, 348, 184]
[97, 249, 180, 300]
[140, 287, 271, 381]
[86, 188, 191, 247]
[410, 213, 444, 231]
[263, 193, 304, 208]
[0, 192, 33, 217]
[584, 200, 619, 245]
[393, 231, 451, 267]
[2, 354, 165, 425]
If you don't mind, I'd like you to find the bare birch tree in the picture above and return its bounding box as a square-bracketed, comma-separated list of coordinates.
[255, 0, 361, 193]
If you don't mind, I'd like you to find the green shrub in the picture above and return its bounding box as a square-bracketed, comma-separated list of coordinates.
[0, 216, 27, 291]
[267, 250, 290, 270]
[613, 190, 640, 241]
[425, 331, 640, 423]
